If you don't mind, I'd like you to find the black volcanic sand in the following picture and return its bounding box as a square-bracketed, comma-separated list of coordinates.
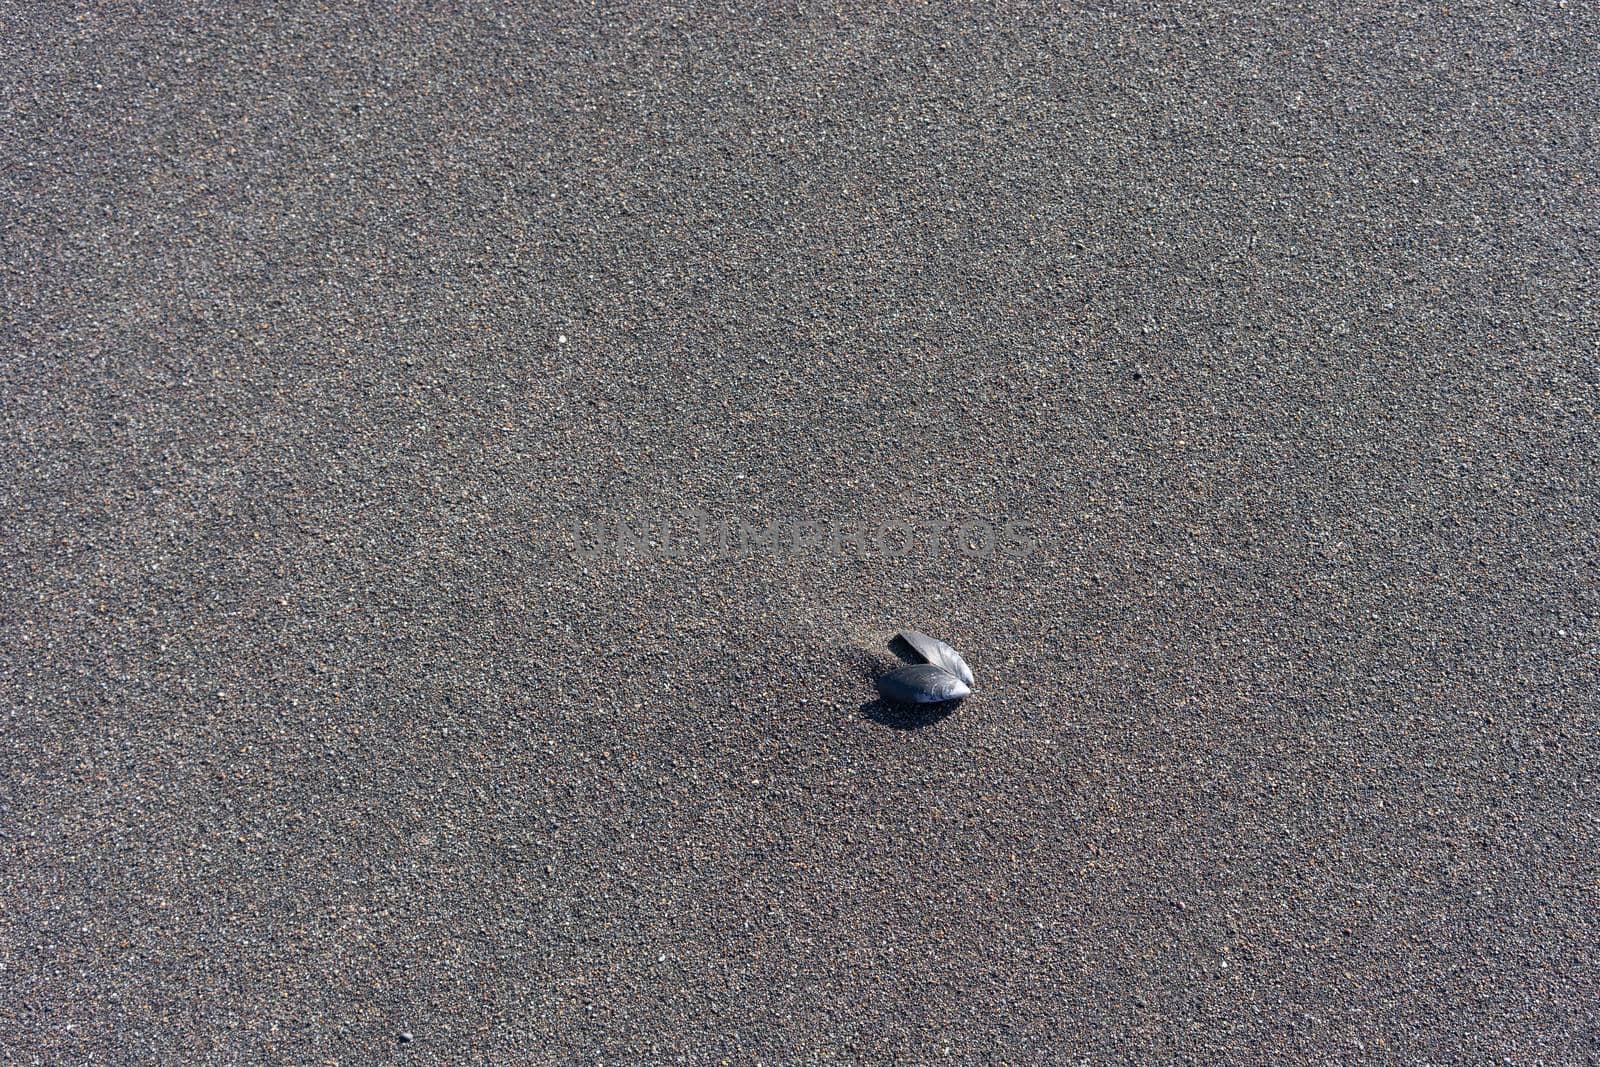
[3, 4, 1597, 1063]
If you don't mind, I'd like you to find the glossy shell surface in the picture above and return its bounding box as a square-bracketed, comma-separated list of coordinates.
[876, 664, 972, 704]
[895, 628, 976, 686]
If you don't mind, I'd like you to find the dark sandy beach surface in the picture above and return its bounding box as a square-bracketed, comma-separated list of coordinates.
[4, 3, 1597, 1063]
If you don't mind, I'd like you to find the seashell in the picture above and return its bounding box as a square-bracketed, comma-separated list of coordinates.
[876, 664, 972, 704]
[894, 628, 975, 687]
